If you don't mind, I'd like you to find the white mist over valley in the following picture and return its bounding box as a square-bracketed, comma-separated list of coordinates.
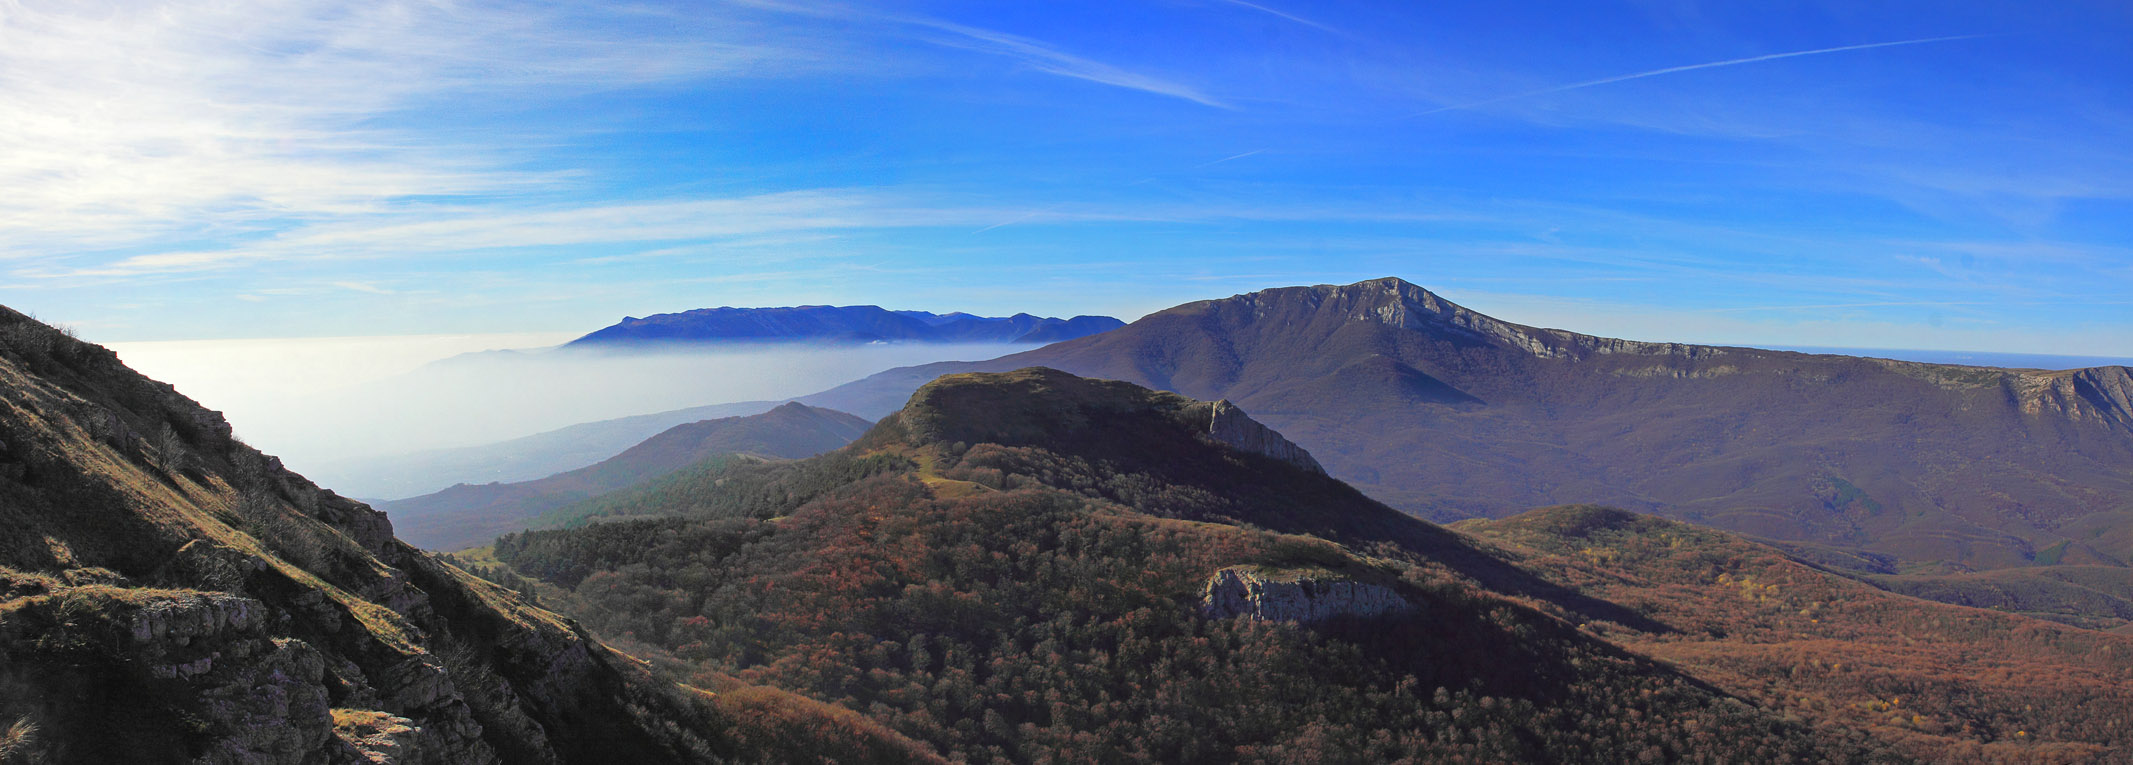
[110, 334, 1032, 487]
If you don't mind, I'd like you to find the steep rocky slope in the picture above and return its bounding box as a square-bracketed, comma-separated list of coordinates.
[800, 278, 2133, 573]
[382, 402, 870, 551]
[0, 308, 935, 763]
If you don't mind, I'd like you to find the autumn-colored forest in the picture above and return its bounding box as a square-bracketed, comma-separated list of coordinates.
[449, 370, 2133, 763]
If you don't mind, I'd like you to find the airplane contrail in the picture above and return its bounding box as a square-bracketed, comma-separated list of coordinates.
[1217, 0, 1340, 34]
[1194, 148, 1268, 169]
[972, 203, 1067, 234]
[1415, 34, 1988, 117]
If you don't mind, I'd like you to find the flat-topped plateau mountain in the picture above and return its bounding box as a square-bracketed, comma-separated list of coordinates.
[796, 278, 2133, 578]
[472, 367, 2133, 761]
[383, 402, 870, 551]
[0, 307, 936, 763]
[564, 305, 1123, 348]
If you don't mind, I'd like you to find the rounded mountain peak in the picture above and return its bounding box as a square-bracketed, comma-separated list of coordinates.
[885, 367, 1323, 474]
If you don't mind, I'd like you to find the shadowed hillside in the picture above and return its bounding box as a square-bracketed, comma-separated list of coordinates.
[0, 307, 937, 764]
[382, 402, 871, 551]
[798, 278, 2133, 576]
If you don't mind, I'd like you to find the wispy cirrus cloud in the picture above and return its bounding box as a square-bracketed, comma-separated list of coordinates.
[11, 187, 1500, 281]
[1214, 0, 1341, 35]
[14, 190, 949, 279]
[0, 0, 825, 254]
[908, 18, 1231, 109]
[1415, 34, 1987, 117]
[723, 0, 1228, 108]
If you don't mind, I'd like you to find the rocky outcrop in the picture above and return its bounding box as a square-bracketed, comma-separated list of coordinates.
[335, 710, 420, 764]
[1199, 400, 1324, 474]
[2018, 366, 2133, 428]
[1324, 277, 1721, 360]
[127, 599, 342, 763]
[0, 587, 352, 763]
[1200, 567, 1415, 623]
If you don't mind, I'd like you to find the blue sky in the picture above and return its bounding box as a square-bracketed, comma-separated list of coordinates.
[4, 0, 2131, 354]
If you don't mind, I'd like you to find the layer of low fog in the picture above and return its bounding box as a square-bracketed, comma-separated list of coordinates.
[109, 334, 1030, 488]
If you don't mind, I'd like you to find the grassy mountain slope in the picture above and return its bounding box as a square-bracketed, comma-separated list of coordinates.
[799, 278, 2133, 576]
[482, 368, 1933, 762]
[382, 402, 870, 551]
[0, 307, 936, 763]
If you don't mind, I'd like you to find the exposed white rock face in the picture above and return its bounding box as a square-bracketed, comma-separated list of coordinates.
[1201, 567, 1415, 623]
[1318, 277, 1722, 360]
[1201, 400, 1325, 474]
[2018, 366, 2133, 428]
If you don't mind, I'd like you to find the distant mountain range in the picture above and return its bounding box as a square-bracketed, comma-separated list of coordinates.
[385, 278, 2133, 581]
[564, 305, 1124, 348]
[795, 277, 2133, 576]
[383, 402, 870, 551]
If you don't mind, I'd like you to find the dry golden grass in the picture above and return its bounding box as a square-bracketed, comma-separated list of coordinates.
[435, 555, 574, 634]
[0, 717, 38, 763]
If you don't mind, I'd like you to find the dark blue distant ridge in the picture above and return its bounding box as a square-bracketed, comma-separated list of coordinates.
[564, 305, 1124, 348]
[1768, 346, 2133, 371]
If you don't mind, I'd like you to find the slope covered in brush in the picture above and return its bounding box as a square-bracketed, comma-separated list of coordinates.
[487, 368, 1896, 762]
[0, 307, 935, 764]
[1459, 505, 2133, 761]
[383, 402, 870, 551]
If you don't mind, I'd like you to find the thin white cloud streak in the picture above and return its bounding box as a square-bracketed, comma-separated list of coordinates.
[904, 18, 1231, 109]
[18, 190, 970, 278]
[725, 0, 1228, 108]
[1415, 34, 1987, 116]
[1194, 148, 1269, 168]
[15, 188, 1513, 280]
[973, 203, 1069, 234]
[332, 281, 396, 295]
[1214, 0, 1341, 34]
[0, 0, 822, 253]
